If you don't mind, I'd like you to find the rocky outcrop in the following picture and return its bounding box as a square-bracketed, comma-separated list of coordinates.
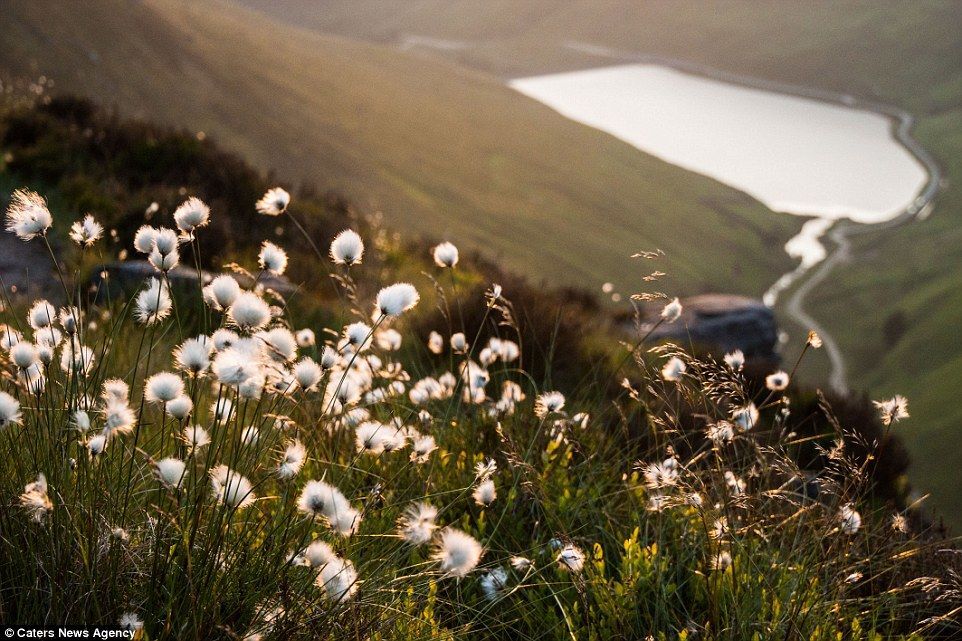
[642, 294, 779, 362]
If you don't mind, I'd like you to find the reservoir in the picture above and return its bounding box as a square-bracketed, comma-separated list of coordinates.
[510, 64, 928, 225]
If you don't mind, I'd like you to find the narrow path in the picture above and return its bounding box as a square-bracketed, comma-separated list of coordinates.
[559, 42, 943, 393]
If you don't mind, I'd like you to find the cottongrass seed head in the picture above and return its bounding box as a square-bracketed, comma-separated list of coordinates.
[210, 465, 255, 510]
[173, 196, 210, 235]
[69, 214, 103, 247]
[374, 283, 420, 317]
[6, 188, 52, 240]
[256, 187, 290, 216]
[432, 241, 459, 268]
[433, 528, 483, 579]
[258, 241, 288, 275]
[874, 395, 909, 426]
[661, 297, 683, 323]
[330, 229, 364, 266]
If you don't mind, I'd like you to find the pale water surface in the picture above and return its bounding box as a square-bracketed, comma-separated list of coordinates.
[511, 64, 927, 224]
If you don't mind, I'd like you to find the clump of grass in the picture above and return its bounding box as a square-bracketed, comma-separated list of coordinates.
[0, 187, 958, 641]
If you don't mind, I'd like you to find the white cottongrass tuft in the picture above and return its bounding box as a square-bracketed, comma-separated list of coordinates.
[102, 400, 136, 438]
[20, 473, 52, 522]
[433, 528, 483, 579]
[398, 502, 438, 546]
[60, 341, 96, 376]
[661, 356, 686, 382]
[258, 241, 288, 275]
[293, 539, 335, 568]
[135, 278, 172, 325]
[10, 342, 39, 370]
[427, 331, 444, 354]
[228, 292, 272, 331]
[166, 395, 193, 420]
[256, 187, 290, 216]
[258, 327, 297, 363]
[173, 196, 210, 235]
[155, 458, 187, 489]
[643, 458, 680, 490]
[133, 225, 158, 253]
[874, 395, 909, 426]
[319, 345, 338, 369]
[374, 283, 420, 317]
[556, 544, 586, 573]
[295, 328, 315, 347]
[86, 433, 108, 457]
[184, 425, 211, 450]
[69, 214, 103, 247]
[293, 358, 322, 390]
[297, 480, 360, 536]
[144, 372, 185, 404]
[473, 479, 497, 507]
[0, 392, 22, 429]
[479, 567, 508, 601]
[376, 328, 402, 351]
[329, 229, 364, 266]
[6, 189, 53, 240]
[732, 403, 759, 431]
[316, 556, 359, 603]
[205, 274, 241, 311]
[432, 241, 459, 268]
[534, 391, 565, 418]
[765, 370, 790, 391]
[209, 465, 256, 510]
[450, 332, 468, 353]
[212, 348, 261, 387]
[174, 336, 212, 375]
[58, 307, 81, 335]
[839, 504, 862, 535]
[277, 440, 307, 479]
[118, 613, 143, 632]
[410, 434, 437, 463]
[102, 379, 130, 404]
[661, 297, 682, 323]
[355, 421, 406, 455]
[342, 322, 373, 352]
[28, 300, 56, 330]
[724, 349, 745, 371]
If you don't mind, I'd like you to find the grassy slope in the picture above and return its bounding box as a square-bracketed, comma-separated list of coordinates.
[234, 0, 962, 522]
[0, 0, 796, 302]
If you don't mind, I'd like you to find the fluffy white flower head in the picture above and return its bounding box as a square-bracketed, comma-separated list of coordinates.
[144, 372, 185, 404]
[228, 292, 272, 331]
[433, 528, 483, 579]
[173, 196, 210, 234]
[155, 457, 187, 488]
[258, 241, 288, 275]
[374, 283, 420, 317]
[661, 297, 683, 323]
[432, 241, 459, 268]
[330, 229, 364, 266]
[6, 189, 52, 240]
[69, 214, 104, 247]
[256, 187, 290, 216]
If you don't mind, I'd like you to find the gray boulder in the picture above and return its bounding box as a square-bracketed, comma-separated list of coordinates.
[644, 294, 779, 362]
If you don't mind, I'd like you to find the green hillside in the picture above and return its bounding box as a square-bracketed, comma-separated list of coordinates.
[235, 0, 962, 526]
[0, 0, 796, 301]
